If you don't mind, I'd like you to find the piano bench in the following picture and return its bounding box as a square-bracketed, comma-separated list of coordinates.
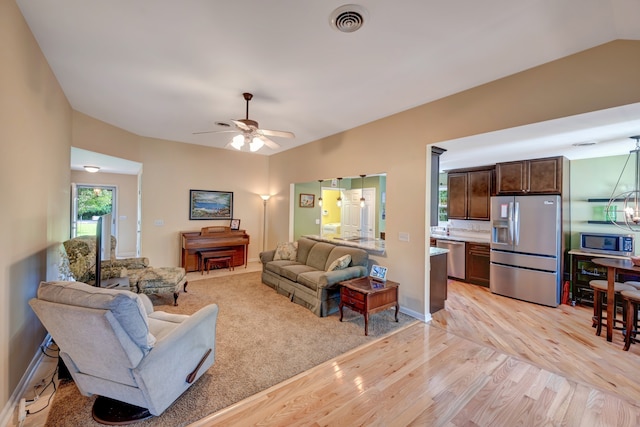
[199, 250, 236, 274]
[205, 256, 233, 274]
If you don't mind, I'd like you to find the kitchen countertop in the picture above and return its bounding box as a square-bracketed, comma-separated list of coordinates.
[430, 247, 449, 256]
[567, 249, 630, 260]
[303, 235, 386, 255]
[431, 232, 490, 244]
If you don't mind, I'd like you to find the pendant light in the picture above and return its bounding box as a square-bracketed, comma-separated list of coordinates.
[607, 135, 640, 231]
[318, 180, 323, 207]
[336, 177, 343, 207]
[359, 174, 366, 208]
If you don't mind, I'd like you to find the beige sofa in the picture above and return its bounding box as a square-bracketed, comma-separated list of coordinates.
[260, 237, 369, 317]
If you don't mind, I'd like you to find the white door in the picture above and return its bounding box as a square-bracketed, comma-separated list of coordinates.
[361, 188, 376, 239]
[342, 188, 376, 239]
[341, 189, 361, 238]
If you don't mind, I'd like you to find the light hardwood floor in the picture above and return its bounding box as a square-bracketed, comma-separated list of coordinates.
[195, 280, 640, 426]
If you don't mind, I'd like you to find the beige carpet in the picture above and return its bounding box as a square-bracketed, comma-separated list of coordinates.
[45, 272, 416, 426]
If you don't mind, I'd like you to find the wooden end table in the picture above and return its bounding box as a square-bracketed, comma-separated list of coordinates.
[339, 276, 399, 336]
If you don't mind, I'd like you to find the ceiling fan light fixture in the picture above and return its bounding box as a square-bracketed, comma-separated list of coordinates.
[231, 134, 245, 150]
[249, 137, 264, 152]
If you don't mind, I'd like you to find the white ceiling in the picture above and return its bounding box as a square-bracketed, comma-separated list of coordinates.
[17, 0, 640, 164]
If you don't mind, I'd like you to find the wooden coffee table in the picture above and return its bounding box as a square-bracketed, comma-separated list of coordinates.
[339, 276, 399, 336]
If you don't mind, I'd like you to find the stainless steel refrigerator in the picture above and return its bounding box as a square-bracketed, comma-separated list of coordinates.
[490, 195, 561, 307]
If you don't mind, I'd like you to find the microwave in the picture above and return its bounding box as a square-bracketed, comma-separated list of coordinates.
[580, 232, 634, 256]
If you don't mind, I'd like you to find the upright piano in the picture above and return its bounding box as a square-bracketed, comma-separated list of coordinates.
[180, 226, 250, 272]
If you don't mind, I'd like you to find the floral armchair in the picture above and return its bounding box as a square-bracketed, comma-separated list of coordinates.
[62, 236, 188, 305]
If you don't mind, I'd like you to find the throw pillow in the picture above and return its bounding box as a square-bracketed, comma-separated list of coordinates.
[327, 254, 351, 271]
[273, 241, 298, 261]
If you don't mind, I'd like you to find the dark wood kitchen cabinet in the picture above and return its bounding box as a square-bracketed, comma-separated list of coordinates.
[447, 167, 493, 221]
[466, 242, 490, 287]
[430, 251, 448, 313]
[495, 156, 563, 195]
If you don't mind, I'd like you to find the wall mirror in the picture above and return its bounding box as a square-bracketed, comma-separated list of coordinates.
[292, 174, 386, 243]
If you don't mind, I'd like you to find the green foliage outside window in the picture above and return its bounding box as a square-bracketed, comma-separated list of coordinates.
[77, 187, 113, 219]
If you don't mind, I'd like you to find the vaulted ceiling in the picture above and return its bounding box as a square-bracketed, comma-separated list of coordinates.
[17, 0, 640, 163]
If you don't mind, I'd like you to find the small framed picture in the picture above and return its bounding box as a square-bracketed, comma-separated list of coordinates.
[230, 218, 241, 230]
[299, 193, 315, 208]
[370, 265, 388, 282]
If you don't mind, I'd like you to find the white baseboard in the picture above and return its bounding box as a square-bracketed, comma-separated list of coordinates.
[0, 334, 52, 427]
[399, 306, 430, 323]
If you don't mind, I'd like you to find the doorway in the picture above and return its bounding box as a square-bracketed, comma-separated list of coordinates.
[71, 184, 117, 238]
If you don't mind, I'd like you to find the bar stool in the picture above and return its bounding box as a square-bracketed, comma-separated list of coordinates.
[623, 281, 640, 290]
[589, 279, 634, 337]
[621, 289, 640, 351]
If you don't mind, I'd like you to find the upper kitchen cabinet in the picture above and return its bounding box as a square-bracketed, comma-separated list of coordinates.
[447, 167, 493, 220]
[496, 156, 564, 195]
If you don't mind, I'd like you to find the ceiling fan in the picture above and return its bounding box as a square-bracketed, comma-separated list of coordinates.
[194, 92, 295, 152]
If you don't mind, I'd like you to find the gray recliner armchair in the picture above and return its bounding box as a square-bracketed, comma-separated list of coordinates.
[29, 280, 218, 423]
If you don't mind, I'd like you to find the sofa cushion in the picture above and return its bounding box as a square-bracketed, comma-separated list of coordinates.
[327, 254, 351, 271]
[296, 238, 318, 264]
[37, 281, 156, 353]
[279, 264, 317, 282]
[265, 260, 301, 276]
[306, 242, 336, 271]
[297, 270, 325, 291]
[273, 241, 298, 261]
[326, 246, 369, 269]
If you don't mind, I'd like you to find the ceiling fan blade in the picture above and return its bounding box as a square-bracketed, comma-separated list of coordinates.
[232, 120, 253, 132]
[258, 129, 295, 139]
[258, 134, 280, 149]
[192, 129, 238, 135]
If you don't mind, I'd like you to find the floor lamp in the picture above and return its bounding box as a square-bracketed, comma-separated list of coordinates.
[260, 194, 271, 251]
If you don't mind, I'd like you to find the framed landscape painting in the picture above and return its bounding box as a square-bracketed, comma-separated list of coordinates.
[190, 190, 233, 220]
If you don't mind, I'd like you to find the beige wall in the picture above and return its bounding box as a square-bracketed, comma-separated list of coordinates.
[266, 40, 640, 317]
[72, 112, 271, 267]
[1, 0, 71, 413]
[70, 170, 139, 257]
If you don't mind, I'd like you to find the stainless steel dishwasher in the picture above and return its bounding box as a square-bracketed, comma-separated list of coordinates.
[436, 239, 466, 280]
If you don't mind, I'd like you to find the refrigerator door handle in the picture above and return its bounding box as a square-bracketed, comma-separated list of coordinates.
[514, 201, 520, 246]
[508, 202, 514, 245]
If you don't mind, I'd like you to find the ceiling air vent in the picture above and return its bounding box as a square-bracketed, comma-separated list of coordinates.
[330, 4, 368, 33]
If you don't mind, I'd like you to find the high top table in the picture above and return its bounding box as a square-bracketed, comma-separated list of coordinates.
[591, 258, 640, 342]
